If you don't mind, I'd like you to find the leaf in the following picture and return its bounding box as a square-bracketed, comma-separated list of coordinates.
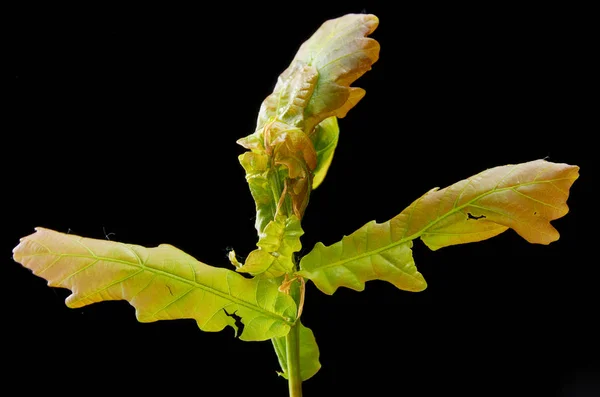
[13, 228, 297, 341]
[239, 122, 317, 225]
[268, 122, 317, 219]
[311, 116, 340, 189]
[239, 151, 277, 234]
[238, 215, 304, 278]
[237, 14, 379, 231]
[298, 224, 425, 295]
[250, 13, 379, 136]
[272, 320, 321, 381]
[298, 159, 579, 295]
[294, 13, 380, 133]
[254, 61, 318, 131]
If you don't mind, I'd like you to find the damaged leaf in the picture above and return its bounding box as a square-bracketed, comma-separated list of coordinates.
[13, 228, 297, 341]
[298, 160, 579, 295]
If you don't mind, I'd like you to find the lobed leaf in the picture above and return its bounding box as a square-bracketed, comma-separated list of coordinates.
[272, 320, 321, 381]
[253, 14, 379, 135]
[298, 159, 579, 295]
[13, 228, 297, 341]
[238, 215, 304, 278]
[238, 14, 380, 230]
[294, 13, 380, 133]
[255, 61, 318, 131]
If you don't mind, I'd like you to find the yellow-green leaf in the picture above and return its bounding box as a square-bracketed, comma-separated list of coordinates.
[239, 151, 277, 234]
[311, 116, 340, 189]
[298, 159, 579, 295]
[13, 228, 297, 341]
[272, 320, 321, 381]
[237, 215, 304, 278]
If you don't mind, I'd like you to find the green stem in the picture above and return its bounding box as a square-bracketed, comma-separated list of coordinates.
[285, 321, 302, 396]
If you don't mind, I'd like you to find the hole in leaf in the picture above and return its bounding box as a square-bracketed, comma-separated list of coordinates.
[224, 309, 245, 337]
[467, 213, 486, 220]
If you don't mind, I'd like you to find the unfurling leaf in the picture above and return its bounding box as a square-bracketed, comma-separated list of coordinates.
[311, 116, 340, 189]
[239, 151, 277, 234]
[293, 13, 380, 134]
[13, 228, 297, 341]
[237, 14, 380, 231]
[238, 215, 304, 278]
[298, 159, 579, 295]
[253, 14, 379, 135]
[272, 320, 321, 381]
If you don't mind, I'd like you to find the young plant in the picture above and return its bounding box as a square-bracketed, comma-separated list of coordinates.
[11, 13, 579, 396]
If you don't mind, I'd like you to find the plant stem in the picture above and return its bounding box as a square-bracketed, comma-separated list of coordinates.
[286, 321, 302, 396]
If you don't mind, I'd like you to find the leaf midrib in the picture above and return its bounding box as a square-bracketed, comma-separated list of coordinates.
[21, 249, 294, 325]
[300, 178, 573, 273]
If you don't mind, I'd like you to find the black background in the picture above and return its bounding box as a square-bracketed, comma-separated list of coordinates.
[7, 2, 596, 396]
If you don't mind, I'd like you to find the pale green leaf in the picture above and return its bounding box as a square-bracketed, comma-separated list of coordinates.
[298, 223, 425, 295]
[298, 159, 579, 295]
[311, 116, 340, 189]
[13, 228, 297, 341]
[239, 151, 278, 234]
[238, 215, 304, 278]
[272, 320, 321, 381]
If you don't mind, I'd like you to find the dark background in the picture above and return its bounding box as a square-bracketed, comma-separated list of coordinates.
[7, 2, 596, 396]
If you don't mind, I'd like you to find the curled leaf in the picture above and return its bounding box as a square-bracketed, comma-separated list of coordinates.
[253, 13, 379, 134]
[238, 215, 304, 278]
[238, 14, 380, 230]
[256, 62, 318, 131]
[13, 228, 297, 341]
[239, 151, 277, 234]
[299, 160, 579, 295]
[294, 13, 380, 133]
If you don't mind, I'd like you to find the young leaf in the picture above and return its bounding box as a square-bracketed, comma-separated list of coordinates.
[237, 14, 380, 234]
[293, 13, 380, 133]
[239, 122, 317, 226]
[268, 122, 317, 219]
[272, 320, 321, 381]
[298, 159, 579, 295]
[13, 228, 297, 341]
[254, 60, 319, 132]
[252, 13, 379, 135]
[237, 215, 304, 278]
[311, 116, 340, 189]
[239, 151, 277, 234]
